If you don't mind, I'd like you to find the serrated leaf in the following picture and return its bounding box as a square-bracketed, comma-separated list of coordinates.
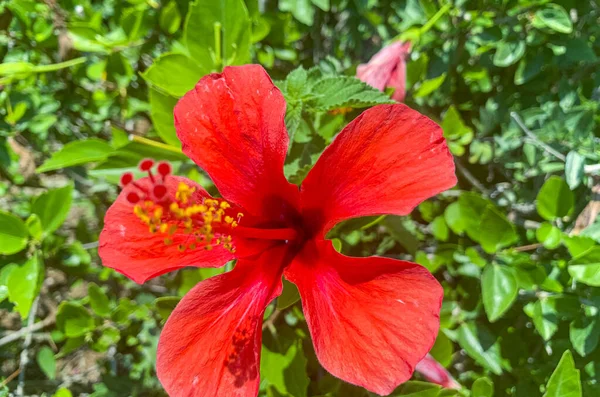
[142, 53, 206, 97]
[306, 76, 393, 112]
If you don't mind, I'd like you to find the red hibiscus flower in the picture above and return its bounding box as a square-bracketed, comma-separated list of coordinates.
[99, 64, 456, 396]
[357, 41, 412, 102]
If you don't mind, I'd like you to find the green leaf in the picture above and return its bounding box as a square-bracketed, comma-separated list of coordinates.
[536, 176, 574, 221]
[534, 4, 573, 34]
[430, 216, 449, 241]
[149, 88, 181, 147]
[56, 302, 95, 338]
[36, 346, 56, 380]
[481, 264, 519, 322]
[479, 207, 518, 253]
[7, 256, 42, 318]
[31, 185, 73, 235]
[429, 332, 454, 368]
[159, 1, 182, 35]
[569, 247, 600, 287]
[261, 341, 309, 397]
[154, 296, 181, 320]
[53, 388, 73, 397]
[536, 223, 562, 250]
[455, 322, 503, 375]
[88, 283, 111, 317]
[393, 381, 441, 396]
[277, 279, 301, 310]
[472, 377, 494, 397]
[280, 0, 315, 26]
[441, 106, 474, 156]
[142, 53, 207, 97]
[414, 73, 446, 97]
[493, 41, 526, 67]
[532, 297, 560, 340]
[570, 316, 600, 357]
[0, 265, 17, 305]
[306, 76, 393, 111]
[543, 350, 581, 397]
[184, 0, 251, 69]
[565, 152, 585, 190]
[26, 214, 43, 241]
[36, 139, 114, 173]
[0, 211, 28, 255]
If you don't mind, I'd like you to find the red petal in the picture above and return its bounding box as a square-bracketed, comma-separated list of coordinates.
[415, 354, 461, 389]
[98, 176, 234, 284]
[301, 104, 456, 237]
[174, 65, 300, 221]
[157, 246, 289, 397]
[284, 240, 443, 395]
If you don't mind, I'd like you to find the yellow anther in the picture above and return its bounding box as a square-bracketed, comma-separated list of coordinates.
[153, 208, 163, 219]
[164, 237, 173, 245]
[231, 221, 238, 228]
[204, 245, 213, 251]
[178, 244, 185, 252]
[168, 224, 178, 235]
[149, 224, 157, 234]
[225, 216, 233, 224]
[159, 223, 169, 233]
[220, 202, 231, 209]
[189, 243, 197, 250]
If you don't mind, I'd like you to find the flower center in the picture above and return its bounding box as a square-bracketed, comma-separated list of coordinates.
[120, 160, 300, 253]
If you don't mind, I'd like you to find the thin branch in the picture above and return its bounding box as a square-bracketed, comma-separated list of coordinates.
[0, 368, 21, 388]
[0, 309, 55, 348]
[15, 296, 40, 396]
[513, 243, 543, 252]
[262, 308, 281, 332]
[510, 112, 566, 161]
[455, 160, 490, 195]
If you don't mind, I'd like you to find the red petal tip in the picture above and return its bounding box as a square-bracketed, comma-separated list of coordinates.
[126, 192, 140, 203]
[120, 172, 134, 187]
[157, 162, 172, 177]
[139, 159, 154, 171]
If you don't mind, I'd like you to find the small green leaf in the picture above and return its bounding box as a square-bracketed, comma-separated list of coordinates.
[479, 207, 518, 253]
[36, 346, 56, 380]
[7, 256, 42, 318]
[0, 264, 18, 303]
[570, 316, 600, 357]
[154, 296, 181, 320]
[472, 377, 494, 397]
[53, 388, 73, 397]
[261, 341, 309, 397]
[393, 381, 441, 396]
[149, 88, 181, 147]
[532, 298, 560, 340]
[280, 0, 315, 26]
[536, 176, 574, 221]
[31, 185, 73, 235]
[535, 4, 573, 34]
[0, 211, 28, 255]
[159, 1, 182, 35]
[493, 41, 526, 67]
[36, 139, 113, 173]
[543, 350, 581, 397]
[455, 322, 503, 375]
[482, 264, 519, 322]
[565, 152, 585, 190]
[277, 279, 301, 310]
[88, 283, 111, 317]
[25, 214, 43, 241]
[431, 216, 449, 241]
[414, 73, 446, 97]
[56, 302, 95, 338]
[536, 223, 562, 249]
[568, 247, 600, 287]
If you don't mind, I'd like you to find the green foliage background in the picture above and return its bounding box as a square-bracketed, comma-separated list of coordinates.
[1, 0, 599, 396]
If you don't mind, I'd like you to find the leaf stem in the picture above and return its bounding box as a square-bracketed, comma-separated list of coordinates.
[128, 135, 183, 154]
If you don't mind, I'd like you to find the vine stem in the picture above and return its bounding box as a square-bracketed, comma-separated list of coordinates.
[15, 296, 40, 396]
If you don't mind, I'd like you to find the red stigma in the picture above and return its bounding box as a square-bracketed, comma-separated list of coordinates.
[139, 159, 154, 171]
[120, 172, 134, 187]
[153, 184, 168, 199]
[157, 162, 172, 177]
[126, 192, 140, 203]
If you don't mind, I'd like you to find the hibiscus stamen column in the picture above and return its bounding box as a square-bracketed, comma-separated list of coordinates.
[118, 160, 299, 254]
